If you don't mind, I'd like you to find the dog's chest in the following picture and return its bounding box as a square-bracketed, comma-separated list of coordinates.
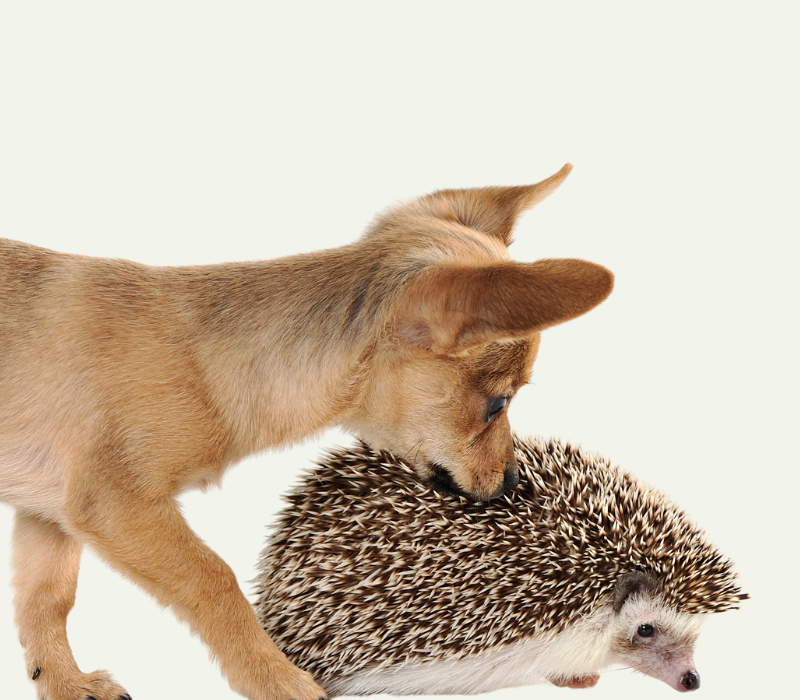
[0, 444, 65, 518]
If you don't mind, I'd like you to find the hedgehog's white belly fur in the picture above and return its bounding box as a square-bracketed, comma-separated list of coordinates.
[328, 607, 617, 696]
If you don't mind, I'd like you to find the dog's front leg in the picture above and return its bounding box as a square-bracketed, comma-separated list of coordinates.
[66, 491, 325, 700]
[12, 511, 132, 700]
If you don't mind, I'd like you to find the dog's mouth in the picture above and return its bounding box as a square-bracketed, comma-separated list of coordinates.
[425, 462, 474, 500]
[424, 461, 520, 502]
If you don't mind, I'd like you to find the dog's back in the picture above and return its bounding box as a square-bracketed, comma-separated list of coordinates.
[1, 166, 615, 700]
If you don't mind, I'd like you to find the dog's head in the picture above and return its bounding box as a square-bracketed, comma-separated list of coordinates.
[344, 165, 613, 501]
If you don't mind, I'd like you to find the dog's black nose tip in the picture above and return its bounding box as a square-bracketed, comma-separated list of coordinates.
[502, 465, 519, 493]
[680, 670, 700, 691]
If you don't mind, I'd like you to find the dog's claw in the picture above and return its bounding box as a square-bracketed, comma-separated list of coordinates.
[32, 666, 41, 680]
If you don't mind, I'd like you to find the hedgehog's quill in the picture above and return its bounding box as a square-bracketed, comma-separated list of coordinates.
[254, 435, 747, 695]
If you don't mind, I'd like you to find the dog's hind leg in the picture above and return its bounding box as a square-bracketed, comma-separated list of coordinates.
[11, 511, 131, 700]
[66, 492, 325, 700]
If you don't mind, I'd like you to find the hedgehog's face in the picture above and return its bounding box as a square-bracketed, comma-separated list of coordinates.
[612, 574, 704, 692]
[343, 335, 539, 501]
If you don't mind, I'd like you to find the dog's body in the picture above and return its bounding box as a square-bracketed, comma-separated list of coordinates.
[0, 164, 613, 700]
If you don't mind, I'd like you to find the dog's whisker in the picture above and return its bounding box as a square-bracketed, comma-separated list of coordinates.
[401, 439, 425, 466]
[413, 439, 426, 466]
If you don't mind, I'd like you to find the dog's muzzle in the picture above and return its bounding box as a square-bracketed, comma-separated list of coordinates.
[426, 461, 519, 502]
[502, 464, 519, 492]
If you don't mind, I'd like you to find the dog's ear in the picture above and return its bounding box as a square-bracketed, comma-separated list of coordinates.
[418, 163, 573, 246]
[395, 258, 613, 354]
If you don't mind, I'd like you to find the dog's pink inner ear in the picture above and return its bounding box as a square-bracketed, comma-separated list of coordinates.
[395, 259, 614, 354]
[418, 163, 573, 245]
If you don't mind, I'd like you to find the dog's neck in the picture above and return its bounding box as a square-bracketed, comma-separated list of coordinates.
[184, 243, 411, 459]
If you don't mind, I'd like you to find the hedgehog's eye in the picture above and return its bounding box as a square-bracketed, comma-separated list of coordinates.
[487, 396, 508, 422]
[637, 624, 655, 638]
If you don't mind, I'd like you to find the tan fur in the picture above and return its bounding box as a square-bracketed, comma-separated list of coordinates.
[0, 164, 613, 700]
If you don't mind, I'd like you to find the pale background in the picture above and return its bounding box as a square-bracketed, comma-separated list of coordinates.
[1, 2, 797, 699]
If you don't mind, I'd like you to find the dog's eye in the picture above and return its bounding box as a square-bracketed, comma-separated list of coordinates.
[637, 624, 655, 638]
[486, 396, 508, 422]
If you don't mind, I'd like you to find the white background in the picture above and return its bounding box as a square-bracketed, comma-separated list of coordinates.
[1, 2, 798, 699]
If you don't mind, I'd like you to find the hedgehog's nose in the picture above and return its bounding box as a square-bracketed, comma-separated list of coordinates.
[680, 670, 700, 691]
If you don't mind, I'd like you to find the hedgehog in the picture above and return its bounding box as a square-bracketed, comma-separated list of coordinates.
[254, 435, 747, 696]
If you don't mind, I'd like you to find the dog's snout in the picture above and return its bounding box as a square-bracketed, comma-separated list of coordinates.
[680, 670, 700, 692]
[502, 464, 519, 493]
[427, 463, 470, 500]
[425, 458, 520, 503]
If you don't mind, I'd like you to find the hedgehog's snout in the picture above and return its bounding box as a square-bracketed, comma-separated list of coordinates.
[680, 670, 700, 692]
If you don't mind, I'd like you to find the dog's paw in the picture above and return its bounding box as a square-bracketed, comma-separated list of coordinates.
[270, 667, 327, 700]
[31, 666, 131, 700]
[245, 657, 326, 700]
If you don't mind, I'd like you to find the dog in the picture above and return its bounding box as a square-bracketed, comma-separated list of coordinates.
[0, 163, 613, 700]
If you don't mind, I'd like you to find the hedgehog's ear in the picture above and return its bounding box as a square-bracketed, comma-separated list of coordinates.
[613, 572, 659, 613]
[417, 163, 573, 246]
[395, 258, 614, 355]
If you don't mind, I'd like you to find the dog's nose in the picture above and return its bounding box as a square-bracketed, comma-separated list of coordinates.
[680, 670, 700, 691]
[502, 464, 519, 493]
